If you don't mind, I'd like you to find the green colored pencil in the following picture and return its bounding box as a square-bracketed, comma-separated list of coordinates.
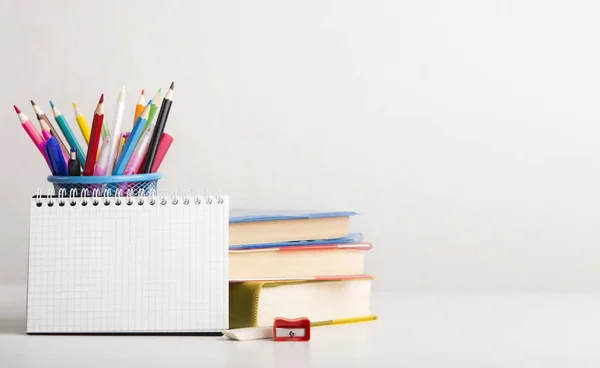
[144, 88, 162, 131]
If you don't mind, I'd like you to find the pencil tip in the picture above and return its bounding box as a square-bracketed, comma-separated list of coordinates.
[158, 88, 162, 93]
[30, 100, 36, 106]
[49, 101, 55, 109]
[169, 81, 174, 89]
[99, 94, 104, 104]
[141, 89, 145, 95]
[72, 102, 77, 109]
[13, 105, 21, 114]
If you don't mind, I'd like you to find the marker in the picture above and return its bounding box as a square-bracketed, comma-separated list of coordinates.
[150, 133, 173, 173]
[68, 147, 81, 176]
[45, 136, 68, 176]
[50, 101, 86, 167]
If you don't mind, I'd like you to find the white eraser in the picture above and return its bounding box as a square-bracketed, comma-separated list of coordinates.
[223, 326, 273, 341]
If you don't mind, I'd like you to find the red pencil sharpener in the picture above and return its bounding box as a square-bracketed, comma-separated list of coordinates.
[273, 317, 311, 342]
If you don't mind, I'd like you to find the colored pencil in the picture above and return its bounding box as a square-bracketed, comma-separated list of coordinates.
[14, 105, 48, 159]
[141, 82, 173, 173]
[50, 101, 86, 168]
[83, 94, 105, 176]
[145, 88, 162, 131]
[133, 89, 145, 127]
[30, 100, 69, 157]
[101, 116, 110, 140]
[113, 100, 151, 175]
[42, 130, 52, 141]
[72, 102, 91, 144]
[105, 87, 126, 175]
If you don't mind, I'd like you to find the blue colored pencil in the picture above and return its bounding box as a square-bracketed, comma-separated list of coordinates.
[112, 100, 152, 175]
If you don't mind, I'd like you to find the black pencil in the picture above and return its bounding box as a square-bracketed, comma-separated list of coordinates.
[141, 82, 174, 173]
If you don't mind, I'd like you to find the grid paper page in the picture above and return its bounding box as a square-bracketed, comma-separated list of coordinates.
[26, 194, 229, 333]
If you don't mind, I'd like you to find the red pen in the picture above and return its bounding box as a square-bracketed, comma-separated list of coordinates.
[83, 94, 104, 176]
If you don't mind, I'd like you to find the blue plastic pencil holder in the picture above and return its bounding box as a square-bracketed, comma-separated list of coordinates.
[47, 173, 162, 197]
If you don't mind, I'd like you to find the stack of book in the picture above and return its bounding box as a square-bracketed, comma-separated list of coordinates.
[228, 210, 377, 329]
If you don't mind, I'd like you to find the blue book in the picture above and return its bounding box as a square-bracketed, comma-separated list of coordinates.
[229, 233, 363, 250]
[229, 209, 358, 246]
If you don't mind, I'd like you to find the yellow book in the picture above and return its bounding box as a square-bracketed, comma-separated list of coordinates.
[229, 277, 377, 329]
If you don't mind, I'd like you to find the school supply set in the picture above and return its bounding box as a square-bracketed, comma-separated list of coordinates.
[23, 83, 231, 335]
[225, 210, 377, 338]
[15, 84, 174, 196]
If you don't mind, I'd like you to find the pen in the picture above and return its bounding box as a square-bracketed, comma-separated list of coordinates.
[68, 147, 81, 176]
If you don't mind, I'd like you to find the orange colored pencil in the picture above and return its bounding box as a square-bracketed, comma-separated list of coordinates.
[133, 89, 145, 127]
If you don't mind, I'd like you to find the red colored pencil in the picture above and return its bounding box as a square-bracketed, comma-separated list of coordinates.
[83, 94, 105, 175]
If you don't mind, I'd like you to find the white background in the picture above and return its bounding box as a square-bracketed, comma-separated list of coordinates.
[2, 0, 600, 291]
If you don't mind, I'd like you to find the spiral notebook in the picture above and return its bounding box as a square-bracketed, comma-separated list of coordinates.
[26, 191, 229, 334]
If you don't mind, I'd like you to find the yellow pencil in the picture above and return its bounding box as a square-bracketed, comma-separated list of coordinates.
[133, 89, 145, 127]
[72, 102, 91, 144]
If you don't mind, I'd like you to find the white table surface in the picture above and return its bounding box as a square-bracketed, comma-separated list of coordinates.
[2, 285, 600, 367]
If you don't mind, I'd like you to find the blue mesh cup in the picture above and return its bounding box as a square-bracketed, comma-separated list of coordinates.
[47, 173, 161, 197]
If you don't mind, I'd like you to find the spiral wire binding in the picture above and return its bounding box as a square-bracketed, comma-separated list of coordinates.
[35, 188, 225, 207]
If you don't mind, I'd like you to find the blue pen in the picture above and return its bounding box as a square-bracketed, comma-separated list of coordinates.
[45, 136, 68, 176]
[112, 100, 151, 175]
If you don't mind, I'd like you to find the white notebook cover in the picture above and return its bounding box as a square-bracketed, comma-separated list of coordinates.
[26, 193, 229, 334]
